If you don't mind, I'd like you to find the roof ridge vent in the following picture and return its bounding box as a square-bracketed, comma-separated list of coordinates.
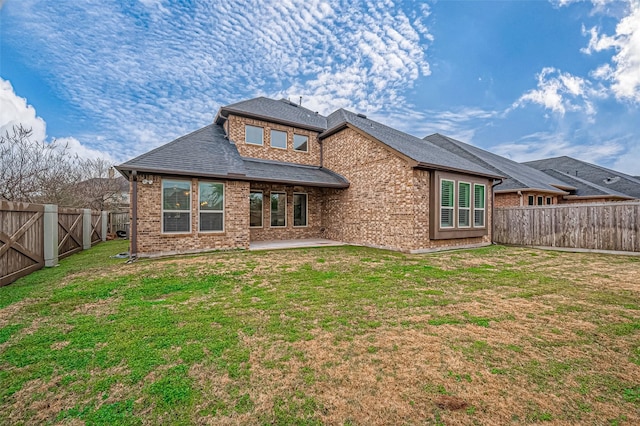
[356, 113, 367, 119]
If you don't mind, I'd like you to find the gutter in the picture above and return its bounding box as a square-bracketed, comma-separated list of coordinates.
[130, 170, 138, 262]
[491, 178, 503, 245]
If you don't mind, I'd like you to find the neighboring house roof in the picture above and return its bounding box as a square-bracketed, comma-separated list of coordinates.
[216, 97, 327, 131]
[524, 156, 640, 199]
[539, 169, 634, 200]
[116, 124, 349, 188]
[423, 133, 571, 194]
[322, 110, 503, 179]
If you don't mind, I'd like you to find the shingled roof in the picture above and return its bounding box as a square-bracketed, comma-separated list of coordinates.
[524, 156, 640, 199]
[321, 110, 502, 179]
[116, 124, 348, 188]
[423, 133, 571, 194]
[540, 169, 633, 200]
[216, 97, 327, 131]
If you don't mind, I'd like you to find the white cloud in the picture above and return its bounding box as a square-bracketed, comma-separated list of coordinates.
[2, 0, 433, 160]
[491, 131, 624, 165]
[0, 77, 114, 162]
[581, 0, 640, 102]
[0, 78, 46, 143]
[512, 67, 602, 116]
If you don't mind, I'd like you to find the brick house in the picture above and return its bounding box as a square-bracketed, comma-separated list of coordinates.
[116, 97, 503, 258]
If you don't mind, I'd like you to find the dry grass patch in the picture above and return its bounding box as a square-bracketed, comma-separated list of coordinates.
[1, 241, 639, 424]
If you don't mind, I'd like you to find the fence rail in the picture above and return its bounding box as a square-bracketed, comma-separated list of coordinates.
[494, 201, 640, 253]
[1, 202, 107, 286]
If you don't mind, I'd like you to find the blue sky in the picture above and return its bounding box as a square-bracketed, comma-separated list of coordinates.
[1, 0, 639, 175]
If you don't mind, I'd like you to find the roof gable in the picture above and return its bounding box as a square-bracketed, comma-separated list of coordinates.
[322, 110, 502, 179]
[424, 134, 571, 194]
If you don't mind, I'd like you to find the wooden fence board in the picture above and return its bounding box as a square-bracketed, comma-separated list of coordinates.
[495, 201, 640, 253]
[58, 208, 83, 259]
[91, 212, 102, 245]
[0, 201, 45, 286]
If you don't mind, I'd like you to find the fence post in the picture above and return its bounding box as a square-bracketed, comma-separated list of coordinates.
[83, 209, 92, 250]
[101, 211, 108, 241]
[44, 204, 58, 267]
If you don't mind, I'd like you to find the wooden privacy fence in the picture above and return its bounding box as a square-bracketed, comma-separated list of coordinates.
[494, 201, 640, 253]
[108, 211, 129, 235]
[1, 201, 107, 286]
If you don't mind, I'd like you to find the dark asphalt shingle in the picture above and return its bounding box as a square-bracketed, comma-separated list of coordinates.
[423, 133, 571, 193]
[525, 156, 640, 199]
[323, 110, 502, 179]
[219, 97, 327, 131]
[116, 123, 348, 188]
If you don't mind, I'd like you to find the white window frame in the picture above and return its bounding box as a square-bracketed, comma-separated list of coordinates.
[270, 129, 287, 150]
[293, 134, 308, 152]
[458, 181, 471, 228]
[293, 192, 308, 228]
[270, 192, 287, 228]
[249, 190, 263, 228]
[198, 181, 224, 233]
[245, 125, 264, 146]
[473, 183, 486, 228]
[161, 179, 192, 234]
[440, 179, 455, 229]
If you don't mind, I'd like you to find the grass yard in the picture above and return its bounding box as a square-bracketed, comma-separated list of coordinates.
[1, 241, 639, 425]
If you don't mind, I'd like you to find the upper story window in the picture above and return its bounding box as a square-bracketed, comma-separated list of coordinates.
[528, 195, 534, 206]
[199, 182, 224, 232]
[162, 179, 191, 233]
[270, 130, 287, 149]
[293, 134, 308, 152]
[245, 125, 264, 145]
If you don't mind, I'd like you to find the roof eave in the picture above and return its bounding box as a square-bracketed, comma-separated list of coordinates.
[494, 187, 569, 195]
[112, 165, 349, 189]
[221, 107, 326, 132]
[415, 162, 504, 180]
[563, 194, 634, 200]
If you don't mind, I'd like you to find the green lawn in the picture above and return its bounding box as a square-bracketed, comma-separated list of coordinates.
[1, 240, 639, 425]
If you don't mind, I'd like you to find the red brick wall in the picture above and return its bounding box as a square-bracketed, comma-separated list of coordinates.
[248, 183, 324, 241]
[227, 115, 321, 166]
[133, 174, 250, 257]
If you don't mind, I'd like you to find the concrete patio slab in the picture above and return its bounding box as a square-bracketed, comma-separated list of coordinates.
[249, 238, 346, 251]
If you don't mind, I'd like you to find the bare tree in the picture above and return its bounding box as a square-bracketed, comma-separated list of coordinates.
[0, 125, 124, 209]
[0, 125, 80, 203]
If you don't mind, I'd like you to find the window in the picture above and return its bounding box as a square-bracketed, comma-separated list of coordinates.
[528, 195, 534, 206]
[270, 192, 286, 227]
[440, 179, 455, 228]
[270, 130, 287, 149]
[245, 125, 263, 145]
[474, 184, 486, 227]
[293, 193, 307, 227]
[199, 182, 224, 232]
[537, 196, 543, 206]
[250, 191, 263, 228]
[162, 180, 191, 233]
[546, 197, 552, 205]
[458, 182, 471, 228]
[293, 134, 308, 152]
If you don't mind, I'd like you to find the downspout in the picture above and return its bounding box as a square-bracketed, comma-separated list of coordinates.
[491, 178, 503, 245]
[129, 170, 138, 262]
[517, 190, 523, 206]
